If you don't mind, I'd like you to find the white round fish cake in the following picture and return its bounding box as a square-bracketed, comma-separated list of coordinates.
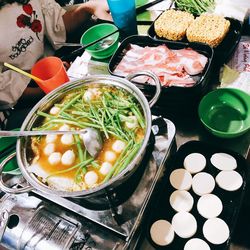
[184, 153, 206, 174]
[184, 238, 210, 250]
[216, 170, 243, 191]
[169, 190, 194, 212]
[203, 218, 229, 245]
[197, 194, 223, 219]
[192, 172, 215, 196]
[150, 220, 175, 246]
[172, 212, 197, 238]
[210, 153, 237, 171]
[169, 169, 192, 190]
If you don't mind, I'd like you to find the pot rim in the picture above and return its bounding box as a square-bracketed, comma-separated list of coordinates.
[16, 74, 153, 197]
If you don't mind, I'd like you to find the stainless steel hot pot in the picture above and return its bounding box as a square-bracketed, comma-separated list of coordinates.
[0, 72, 161, 203]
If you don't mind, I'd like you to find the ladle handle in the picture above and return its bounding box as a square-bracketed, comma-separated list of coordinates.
[0, 152, 33, 194]
[126, 71, 161, 108]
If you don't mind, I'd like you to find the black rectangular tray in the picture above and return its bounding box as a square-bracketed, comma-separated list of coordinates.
[108, 35, 214, 114]
[148, 13, 242, 66]
[141, 140, 247, 250]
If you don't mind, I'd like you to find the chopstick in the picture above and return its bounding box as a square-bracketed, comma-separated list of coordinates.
[136, 0, 164, 14]
[60, 29, 119, 62]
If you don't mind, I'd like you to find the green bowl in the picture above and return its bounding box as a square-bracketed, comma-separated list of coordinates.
[0, 129, 21, 175]
[80, 23, 119, 59]
[198, 88, 250, 138]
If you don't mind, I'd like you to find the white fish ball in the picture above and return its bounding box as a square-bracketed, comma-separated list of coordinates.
[112, 140, 126, 153]
[61, 150, 75, 165]
[61, 134, 74, 145]
[100, 162, 112, 175]
[43, 143, 55, 156]
[59, 124, 70, 131]
[85, 171, 98, 187]
[83, 90, 94, 102]
[48, 152, 62, 165]
[49, 106, 60, 115]
[104, 151, 116, 162]
[125, 116, 138, 129]
[45, 134, 57, 144]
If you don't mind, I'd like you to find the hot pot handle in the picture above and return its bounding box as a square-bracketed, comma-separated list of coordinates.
[126, 71, 161, 108]
[0, 152, 34, 194]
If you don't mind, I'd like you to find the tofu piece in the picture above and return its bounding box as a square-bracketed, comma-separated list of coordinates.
[150, 220, 175, 246]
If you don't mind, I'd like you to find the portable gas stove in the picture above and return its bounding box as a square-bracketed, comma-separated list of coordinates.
[0, 117, 176, 250]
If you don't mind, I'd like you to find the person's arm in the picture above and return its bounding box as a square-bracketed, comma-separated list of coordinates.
[0, 68, 30, 107]
[62, 0, 112, 34]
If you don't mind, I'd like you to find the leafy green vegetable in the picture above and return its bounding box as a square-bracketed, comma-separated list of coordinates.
[175, 0, 215, 15]
[35, 85, 145, 184]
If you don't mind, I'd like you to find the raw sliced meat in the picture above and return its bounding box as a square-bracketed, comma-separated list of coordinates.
[114, 44, 208, 88]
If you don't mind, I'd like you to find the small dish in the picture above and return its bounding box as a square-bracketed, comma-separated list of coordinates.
[198, 88, 250, 138]
[80, 23, 119, 59]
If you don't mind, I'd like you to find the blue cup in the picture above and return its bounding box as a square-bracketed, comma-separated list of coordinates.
[107, 0, 138, 38]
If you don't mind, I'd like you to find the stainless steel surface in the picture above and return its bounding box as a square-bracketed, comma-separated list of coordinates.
[126, 71, 161, 108]
[0, 129, 97, 138]
[0, 153, 33, 194]
[7, 74, 161, 199]
[80, 127, 103, 158]
[0, 118, 176, 250]
[0, 209, 9, 242]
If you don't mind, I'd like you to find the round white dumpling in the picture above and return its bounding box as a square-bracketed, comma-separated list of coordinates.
[169, 190, 194, 212]
[59, 124, 70, 131]
[84, 171, 98, 187]
[99, 162, 112, 175]
[203, 218, 229, 245]
[197, 194, 223, 219]
[49, 106, 60, 115]
[112, 140, 126, 153]
[104, 151, 116, 162]
[184, 153, 206, 174]
[150, 220, 175, 246]
[43, 143, 55, 156]
[169, 169, 192, 190]
[61, 134, 74, 145]
[83, 90, 94, 102]
[125, 116, 138, 129]
[45, 134, 57, 144]
[48, 152, 62, 165]
[172, 212, 197, 238]
[61, 150, 75, 165]
[210, 153, 237, 171]
[184, 238, 210, 250]
[192, 172, 215, 196]
[216, 170, 243, 191]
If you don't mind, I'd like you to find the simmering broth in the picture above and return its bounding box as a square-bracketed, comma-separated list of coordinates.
[28, 84, 145, 191]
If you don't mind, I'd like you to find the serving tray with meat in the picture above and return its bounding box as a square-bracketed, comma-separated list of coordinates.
[109, 36, 214, 115]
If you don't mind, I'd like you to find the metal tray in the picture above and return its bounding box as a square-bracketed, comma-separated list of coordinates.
[140, 140, 247, 250]
[108, 35, 214, 115]
[148, 14, 242, 66]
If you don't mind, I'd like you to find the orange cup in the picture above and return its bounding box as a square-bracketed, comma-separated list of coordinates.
[31, 56, 69, 94]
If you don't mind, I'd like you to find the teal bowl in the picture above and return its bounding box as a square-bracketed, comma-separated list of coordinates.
[80, 23, 119, 59]
[198, 88, 250, 138]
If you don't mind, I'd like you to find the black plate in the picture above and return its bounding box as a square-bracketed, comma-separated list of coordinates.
[108, 35, 214, 114]
[148, 14, 242, 65]
[144, 140, 247, 250]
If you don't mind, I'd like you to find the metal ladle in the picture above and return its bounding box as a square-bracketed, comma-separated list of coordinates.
[0, 128, 103, 158]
